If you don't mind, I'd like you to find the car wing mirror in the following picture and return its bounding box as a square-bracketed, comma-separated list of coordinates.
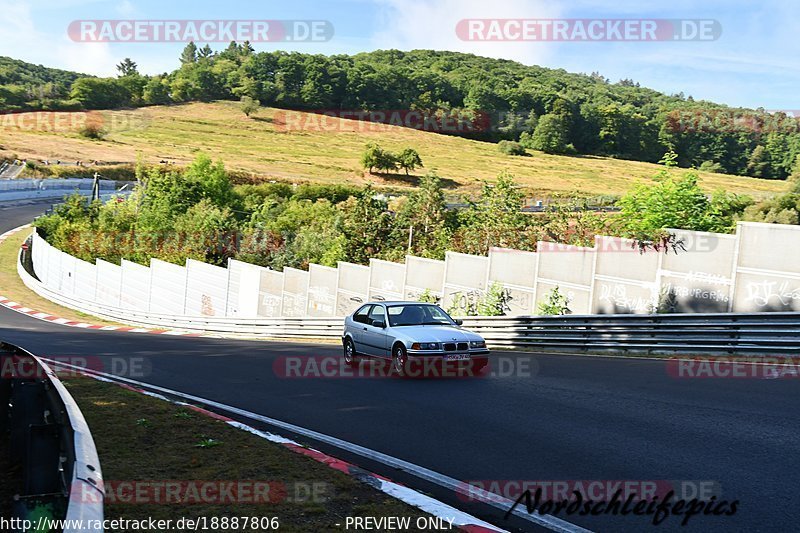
[372, 320, 386, 328]
[454, 319, 463, 326]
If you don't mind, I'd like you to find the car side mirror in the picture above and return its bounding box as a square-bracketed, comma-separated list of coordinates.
[454, 319, 463, 326]
[372, 320, 386, 329]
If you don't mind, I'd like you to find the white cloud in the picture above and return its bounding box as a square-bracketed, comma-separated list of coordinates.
[0, 0, 118, 75]
[117, 0, 136, 16]
[369, 0, 564, 65]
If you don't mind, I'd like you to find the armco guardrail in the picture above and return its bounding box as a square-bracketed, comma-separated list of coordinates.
[17, 239, 800, 354]
[1, 343, 104, 532]
[460, 314, 800, 354]
[0, 178, 126, 203]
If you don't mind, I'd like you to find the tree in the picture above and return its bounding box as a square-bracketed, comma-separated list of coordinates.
[180, 42, 198, 64]
[790, 155, 800, 194]
[529, 114, 569, 154]
[396, 148, 423, 175]
[456, 173, 529, 253]
[142, 75, 171, 105]
[617, 170, 752, 240]
[116, 58, 138, 77]
[198, 44, 214, 60]
[361, 143, 397, 173]
[746, 145, 770, 178]
[393, 172, 450, 258]
[69, 77, 131, 109]
[240, 95, 260, 118]
[115, 58, 145, 104]
[338, 186, 393, 263]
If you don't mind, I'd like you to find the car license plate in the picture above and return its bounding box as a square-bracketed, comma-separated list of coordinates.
[445, 354, 470, 361]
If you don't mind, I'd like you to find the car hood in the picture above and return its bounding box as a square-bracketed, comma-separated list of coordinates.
[395, 325, 482, 343]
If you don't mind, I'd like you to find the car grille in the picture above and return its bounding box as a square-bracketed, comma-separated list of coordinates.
[443, 342, 469, 351]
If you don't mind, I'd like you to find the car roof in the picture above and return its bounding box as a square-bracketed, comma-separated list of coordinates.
[362, 301, 435, 306]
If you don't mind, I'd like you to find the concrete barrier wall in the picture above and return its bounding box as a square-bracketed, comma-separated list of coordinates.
[282, 267, 309, 317]
[226, 259, 262, 317]
[658, 229, 736, 313]
[368, 259, 405, 302]
[73, 258, 97, 302]
[120, 260, 150, 311]
[95, 259, 122, 307]
[149, 259, 187, 315]
[592, 236, 660, 314]
[403, 255, 445, 301]
[336, 261, 369, 316]
[307, 264, 338, 317]
[535, 242, 595, 315]
[58, 253, 78, 298]
[731, 222, 800, 312]
[28, 221, 800, 319]
[441, 251, 489, 314]
[185, 259, 228, 317]
[258, 269, 284, 317]
[487, 247, 537, 316]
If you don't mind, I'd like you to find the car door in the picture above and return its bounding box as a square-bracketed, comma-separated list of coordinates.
[362, 304, 389, 358]
[350, 305, 372, 353]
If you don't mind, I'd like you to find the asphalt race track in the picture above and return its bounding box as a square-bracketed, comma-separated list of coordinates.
[1, 201, 798, 532]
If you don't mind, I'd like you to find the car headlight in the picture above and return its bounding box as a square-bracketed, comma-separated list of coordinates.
[470, 340, 486, 348]
[411, 342, 440, 350]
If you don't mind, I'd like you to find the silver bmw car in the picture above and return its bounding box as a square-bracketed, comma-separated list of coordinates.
[342, 301, 490, 376]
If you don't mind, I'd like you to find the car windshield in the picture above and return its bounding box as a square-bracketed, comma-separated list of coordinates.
[387, 304, 455, 327]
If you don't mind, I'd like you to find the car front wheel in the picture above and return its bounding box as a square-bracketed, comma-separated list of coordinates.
[343, 338, 358, 367]
[391, 344, 408, 377]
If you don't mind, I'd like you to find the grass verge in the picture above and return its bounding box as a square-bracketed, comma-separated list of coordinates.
[59, 376, 435, 532]
[0, 229, 123, 327]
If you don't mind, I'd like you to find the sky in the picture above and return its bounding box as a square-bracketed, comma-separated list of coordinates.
[1, 0, 798, 111]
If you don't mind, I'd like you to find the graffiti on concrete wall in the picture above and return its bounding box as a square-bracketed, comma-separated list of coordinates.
[744, 280, 800, 309]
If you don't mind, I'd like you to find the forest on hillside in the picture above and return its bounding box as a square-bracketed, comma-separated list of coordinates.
[2, 46, 799, 180]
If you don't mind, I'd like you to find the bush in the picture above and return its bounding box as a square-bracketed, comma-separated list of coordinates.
[240, 96, 260, 118]
[476, 282, 511, 316]
[537, 286, 571, 315]
[78, 122, 106, 140]
[498, 140, 528, 156]
[699, 160, 723, 173]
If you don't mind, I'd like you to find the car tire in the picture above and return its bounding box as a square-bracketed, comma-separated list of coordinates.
[391, 344, 409, 377]
[343, 338, 358, 367]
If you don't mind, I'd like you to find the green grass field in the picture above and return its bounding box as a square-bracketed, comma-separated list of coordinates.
[0, 101, 789, 197]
